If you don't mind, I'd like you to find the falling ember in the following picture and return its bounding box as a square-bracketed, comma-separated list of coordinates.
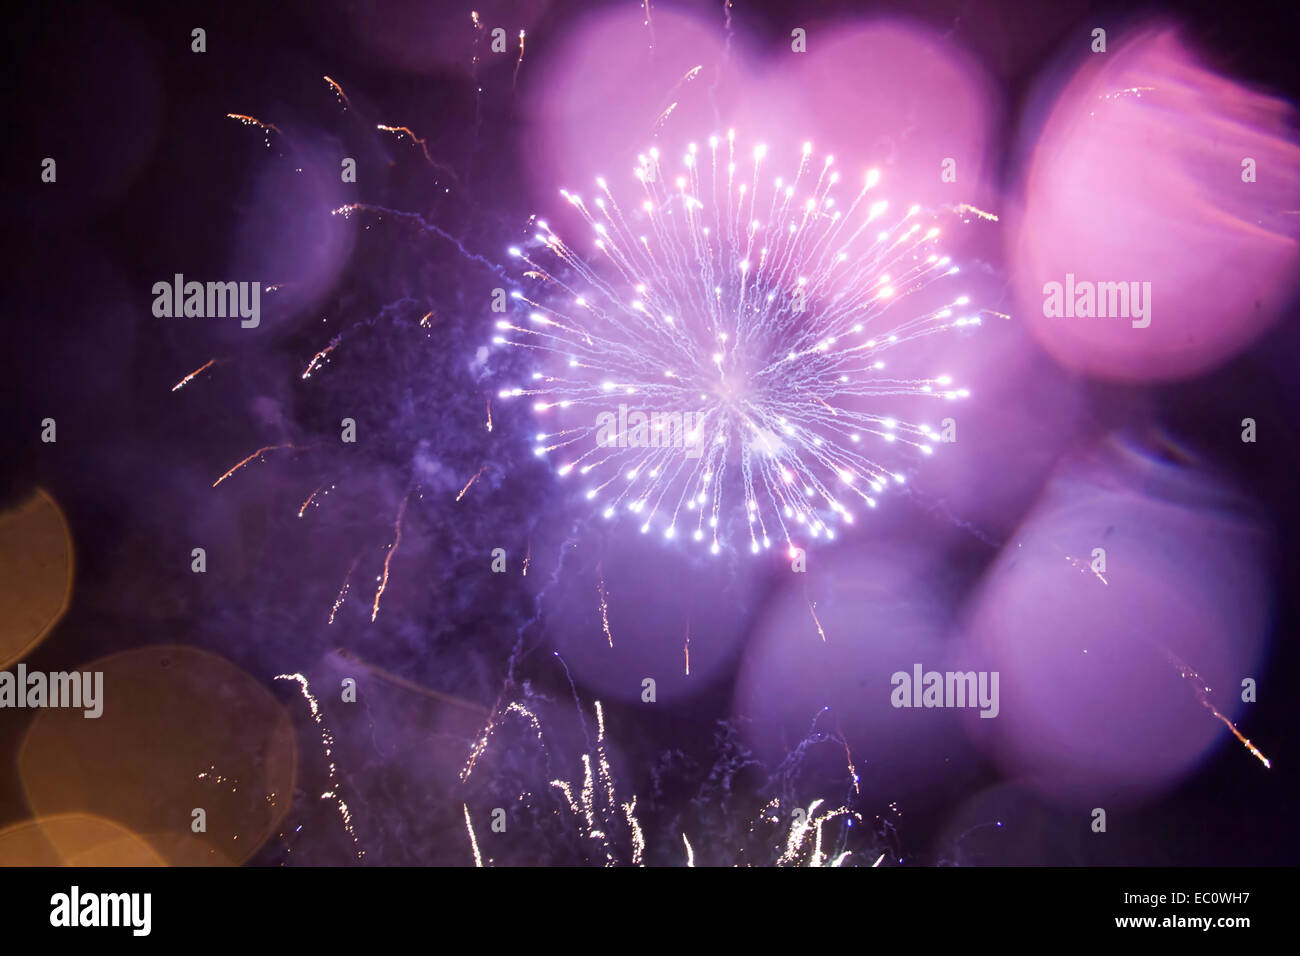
[420, 310, 436, 327]
[1166, 650, 1271, 769]
[456, 465, 490, 502]
[377, 124, 434, 165]
[522, 536, 531, 576]
[808, 597, 827, 643]
[513, 30, 526, 90]
[842, 737, 861, 796]
[682, 833, 695, 867]
[641, 0, 655, 52]
[275, 673, 364, 858]
[171, 358, 216, 392]
[302, 339, 340, 379]
[951, 203, 1000, 223]
[226, 113, 281, 147]
[464, 804, 484, 867]
[298, 483, 333, 518]
[597, 571, 614, 648]
[329, 553, 361, 624]
[322, 75, 352, 111]
[651, 102, 678, 133]
[485, 398, 493, 432]
[683, 620, 691, 675]
[371, 492, 411, 622]
[212, 443, 306, 488]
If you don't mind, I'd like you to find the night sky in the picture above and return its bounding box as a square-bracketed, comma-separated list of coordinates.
[1, 0, 1298, 868]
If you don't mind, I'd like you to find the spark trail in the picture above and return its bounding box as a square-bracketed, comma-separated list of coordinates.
[212, 443, 307, 488]
[275, 673, 364, 859]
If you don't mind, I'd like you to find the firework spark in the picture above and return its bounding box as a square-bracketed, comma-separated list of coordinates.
[1166, 650, 1271, 769]
[212, 443, 307, 488]
[226, 113, 281, 147]
[683, 619, 691, 675]
[275, 673, 364, 858]
[298, 483, 333, 518]
[464, 804, 484, 867]
[597, 570, 614, 647]
[377, 124, 434, 165]
[329, 553, 361, 624]
[456, 465, 490, 502]
[323, 75, 352, 112]
[497, 134, 980, 554]
[171, 358, 216, 392]
[371, 492, 411, 622]
[302, 339, 340, 379]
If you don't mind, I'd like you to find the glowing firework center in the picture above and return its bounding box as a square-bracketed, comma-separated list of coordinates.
[496, 133, 979, 555]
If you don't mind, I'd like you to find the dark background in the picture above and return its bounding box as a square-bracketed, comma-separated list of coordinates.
[0, 0, 1297, 866]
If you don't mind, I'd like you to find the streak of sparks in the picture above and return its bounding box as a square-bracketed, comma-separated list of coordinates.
[212, 443, 305, 488]
[323, 75, 352, 111]
[952, 203, 1000, 223]
[807, 596, 828, 642]
[522, 536, 531, 576]
[171, 358, 215, 392]
[547, 700, 635, 866]
[842, 737, 861, 795]
[513, 31, 526, 90]
[464, 804, 484, 867]
[777, 799, 860, 867]
[642, 0, 655, 52]
[275, 673, 364, 858]
[377, 124, 434, 165]
[456, 465, 490, 502]
[683, 619, 691, 675]
[1166, 650, 1271, 769]
[226, 113, 281, 147]
[371, 492, 410, 622]
[298, 483, 333, 518]
[683, 832, 695, 866]
[597, 571, 614, 647]
[461, 701, 546, 783]
[486, 398, 493, 432]
[302, 339, 340, 379]
[329, 554, 361, 624]
[652, 102, 678, 133]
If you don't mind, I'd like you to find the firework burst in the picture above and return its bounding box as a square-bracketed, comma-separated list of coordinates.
[495, 132, 982, 555]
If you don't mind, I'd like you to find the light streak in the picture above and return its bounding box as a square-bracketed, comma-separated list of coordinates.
[212, 443, 306, 488]
[371, 491, 411, 622]
[464, 804, 484, 867]
[323, 75, 352, 111]
[171, 358, 215, 392]
[275, 673, 364, 858]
